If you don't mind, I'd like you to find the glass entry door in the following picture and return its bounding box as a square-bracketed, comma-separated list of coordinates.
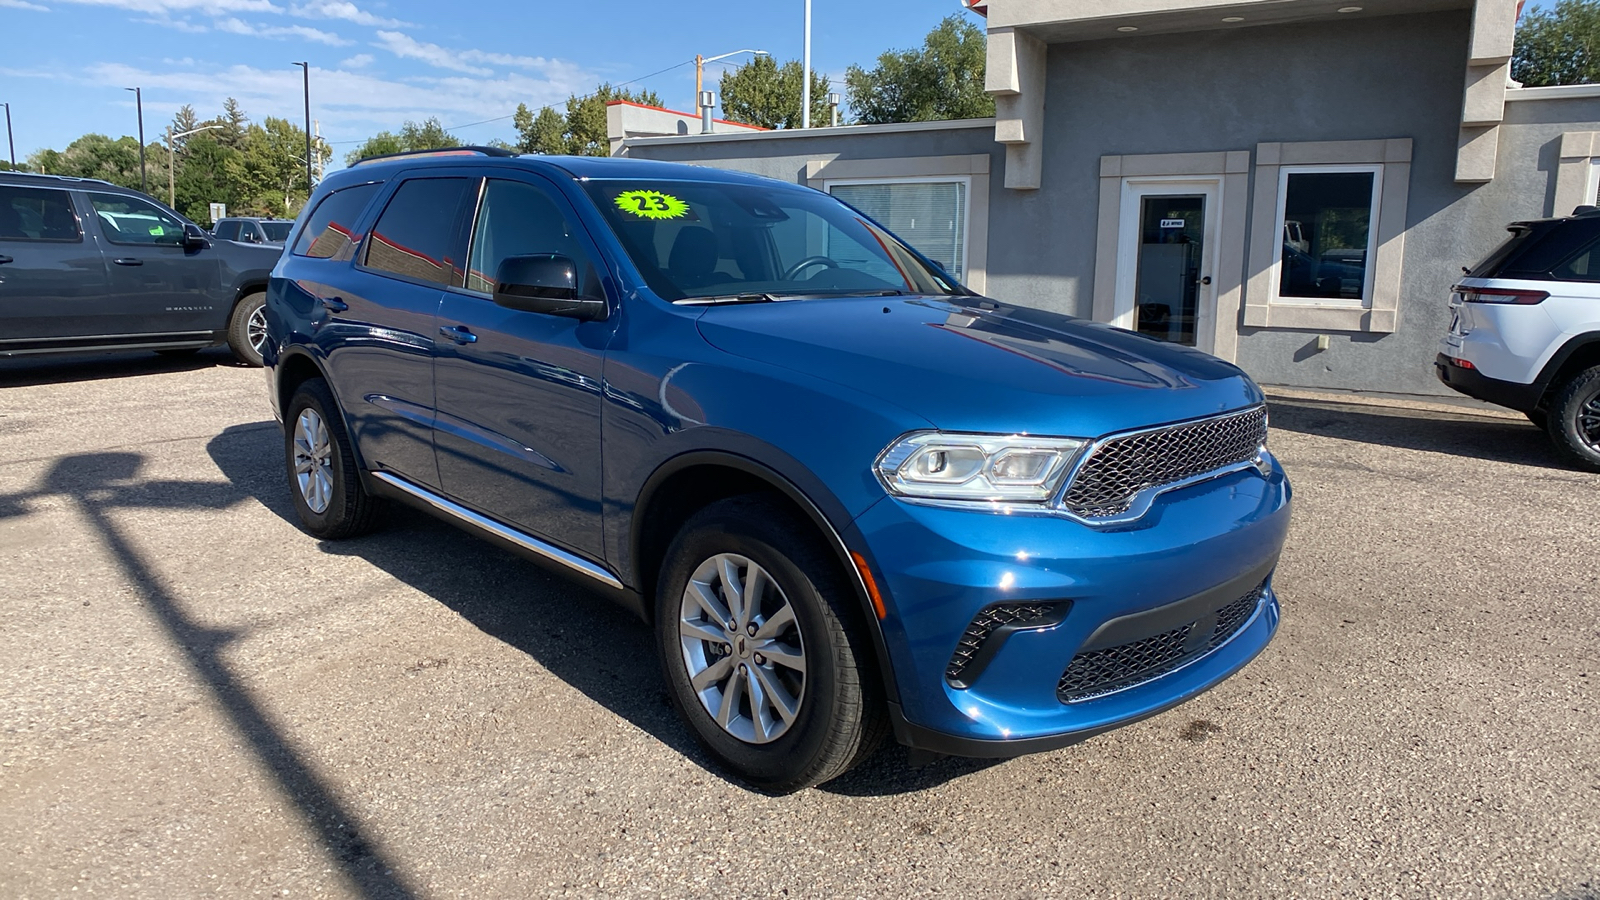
[1133, 194, 1205, 345]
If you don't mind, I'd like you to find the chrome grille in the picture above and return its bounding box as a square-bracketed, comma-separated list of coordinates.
[1059, 406, 1268, 520]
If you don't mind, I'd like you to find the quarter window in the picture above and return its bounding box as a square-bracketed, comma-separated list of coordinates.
[0, 186, 82, 242]
[87, 192, 187, 246]
[466, 179, 595, 295]
[293, 183, 381, 260]
[363, 178, 476, 286]
[1273, 167, 1380, 304]
[827, 178, 969, 280]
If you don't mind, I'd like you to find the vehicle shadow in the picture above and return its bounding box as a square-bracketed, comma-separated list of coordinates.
[1265, 396, 1576, 471]
[0, 347, 241, 388]
[2, 448, 419, 899]
[206, 422, 1000, 797]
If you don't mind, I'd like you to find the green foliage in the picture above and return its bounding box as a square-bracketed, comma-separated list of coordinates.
[1513, 0, 1600, 86]
[718, 56, 832, 129]
[514, 84, 662, 157]
[0, 160, 30, 173]
[344, 117, 461, 166]
[844, 14, 993, 124]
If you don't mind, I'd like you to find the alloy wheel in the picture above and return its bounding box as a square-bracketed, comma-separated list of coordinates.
[292, 408, 335, 514]
[1580, 392, 1600, 452]
[678, 553, 807, 744]
[247, 305, 269, 356]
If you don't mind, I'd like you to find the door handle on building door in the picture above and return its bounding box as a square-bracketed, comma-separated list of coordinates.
[1200, 275, 1212, 285]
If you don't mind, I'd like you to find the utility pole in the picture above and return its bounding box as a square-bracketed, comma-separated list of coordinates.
[125, 87, 146, 192]
[314, 119, 323, 182]
[801, 0, 812, 128]
[293, 62, 312, 195]
[695, 50, 766, 118]
[3, 103, 14, 169]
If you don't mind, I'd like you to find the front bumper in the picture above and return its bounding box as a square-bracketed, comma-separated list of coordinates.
[1434, 352, 1542, 413]
[849, 457, 1291, 757]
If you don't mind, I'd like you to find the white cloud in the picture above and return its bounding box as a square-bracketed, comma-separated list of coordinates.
[289, 0, 404, 27]
[214, 16, 351, 45]
[137, 15, 209, 32]
[373, 31, 492, 76]
[340, 53, 374, 69]
[0, 0, 50, 11]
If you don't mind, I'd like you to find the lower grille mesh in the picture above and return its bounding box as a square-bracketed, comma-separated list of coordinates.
[946, 603, 1058, 685]
[1056, 582, 1266, 703]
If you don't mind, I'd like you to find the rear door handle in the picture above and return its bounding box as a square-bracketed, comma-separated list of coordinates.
[113, 258, 143, 266]
[438, 325, 478, 344]
[0, 255, 12, 265]
[321, 296, 348, 312]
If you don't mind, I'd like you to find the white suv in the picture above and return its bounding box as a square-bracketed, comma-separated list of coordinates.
[1437, 210, 1600, 470]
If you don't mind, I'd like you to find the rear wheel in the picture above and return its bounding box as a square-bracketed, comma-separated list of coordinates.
[284, 378, 379, 539]
[227, 291, 268, 367]
[1546, 365, 1600, 471]
[655, 495, 884, 793]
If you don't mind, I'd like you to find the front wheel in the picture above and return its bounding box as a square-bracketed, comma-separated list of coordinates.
[655, 496, 884, 793]
[1546, 365, 1600, 471]
[227, 292, 268, 367]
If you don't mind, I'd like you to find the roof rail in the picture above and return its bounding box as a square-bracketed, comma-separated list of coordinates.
[350, 146, 518, 167]
[0, 170, 117, 187]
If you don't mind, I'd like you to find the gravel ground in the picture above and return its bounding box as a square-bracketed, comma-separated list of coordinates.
[0, 350, 1596, 899]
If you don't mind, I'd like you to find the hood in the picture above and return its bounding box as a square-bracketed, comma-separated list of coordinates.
[695, 295, 1263, 438]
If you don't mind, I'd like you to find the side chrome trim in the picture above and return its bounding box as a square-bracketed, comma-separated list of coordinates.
[369, 470, 625, 589]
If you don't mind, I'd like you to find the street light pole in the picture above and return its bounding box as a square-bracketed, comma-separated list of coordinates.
[3, 103, 14, 169]
[695, 49, 768, 116]
[166, 123, 223, 208]
[125, 87, 146, 193]
[801, 0, 812, 128]
[293, 62, 312, 196]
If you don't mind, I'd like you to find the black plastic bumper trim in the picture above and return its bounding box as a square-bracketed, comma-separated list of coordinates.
[1434, 353, 1544, 413]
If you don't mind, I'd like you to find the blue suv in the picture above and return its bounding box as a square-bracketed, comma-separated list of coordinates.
[264, 149, 1291, 792]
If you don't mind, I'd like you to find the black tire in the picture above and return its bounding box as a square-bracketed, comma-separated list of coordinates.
[655, 495, 885, 793]
[227, 291, 268, 367]
[283, 378, 380, 539]
[1526, 409, 1548, 431]
[1546, 365, 1600, 472]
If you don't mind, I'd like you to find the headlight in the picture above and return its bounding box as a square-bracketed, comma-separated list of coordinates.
[875, 433, 1086, 503]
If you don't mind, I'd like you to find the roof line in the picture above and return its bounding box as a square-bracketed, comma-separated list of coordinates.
[605, 99, 770, 130]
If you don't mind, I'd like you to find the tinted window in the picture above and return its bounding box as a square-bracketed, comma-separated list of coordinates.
[1491, 219, 1600, 280]
[364, 178, 475, 286]
[293, 182, 381, 260]
[214, 221, 241, 241]
[1551, 233, 1600, 282]
[261, 222, 292, 242]
[467, 179, 597, 295]
[1277, 171, 1375, 301]
[0, 186, 82, 242]
[87, 192, 186, 246]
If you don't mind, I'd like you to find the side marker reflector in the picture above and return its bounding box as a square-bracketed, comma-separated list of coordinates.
[851, 551, 888, 619]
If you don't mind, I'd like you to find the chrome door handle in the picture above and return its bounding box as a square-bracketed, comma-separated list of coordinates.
[113, 258, 143, 266]
[0, 255, 12, 265]
[439, 325, 478, 344]
[321, 297, 348, 312]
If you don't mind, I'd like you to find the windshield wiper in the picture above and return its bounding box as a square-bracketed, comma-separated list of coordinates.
[673, 293, 779, 306]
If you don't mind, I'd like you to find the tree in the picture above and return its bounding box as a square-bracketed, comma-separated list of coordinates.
[344, 117, 460, 165]
[1513, 0, 1600, 86]
[215, 97, 250, 150]
[844, 14, 993, 124]
[514, 85, 662, 157]
[514, 102, 568, 154]
[169, 105, 200, 152]
[719, 56, 831, 129]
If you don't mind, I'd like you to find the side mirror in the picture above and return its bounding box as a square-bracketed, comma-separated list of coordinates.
[182, 223, 210, 250]
[492, 254, 607, 321]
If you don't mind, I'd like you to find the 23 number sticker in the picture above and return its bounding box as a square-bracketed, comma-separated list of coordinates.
[615, 189, 689, 220]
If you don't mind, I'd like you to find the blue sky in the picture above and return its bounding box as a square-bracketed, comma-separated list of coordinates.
[0, 0, 970, 167]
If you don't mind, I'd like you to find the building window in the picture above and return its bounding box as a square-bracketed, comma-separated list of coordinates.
[826, 178, 969, 281]
[1274, 166, 1382, 306]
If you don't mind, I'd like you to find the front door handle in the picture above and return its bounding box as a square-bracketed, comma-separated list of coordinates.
[321, 296, 348, 312]
[0, 255, 12, 265]
[438, 324, 478, 344]
[113, 258, 144, 266]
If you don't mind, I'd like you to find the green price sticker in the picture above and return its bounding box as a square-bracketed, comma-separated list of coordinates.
[615, 189, 688, 220]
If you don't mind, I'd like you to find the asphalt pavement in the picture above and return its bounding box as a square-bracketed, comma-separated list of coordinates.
[0, 350, 1596, 899]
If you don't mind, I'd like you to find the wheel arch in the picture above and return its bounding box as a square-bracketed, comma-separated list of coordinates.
[1535, 332, 1600, 407]
[273, 346, 371, 476]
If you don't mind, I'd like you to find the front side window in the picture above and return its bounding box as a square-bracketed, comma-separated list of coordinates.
[0, 186, 82, 242]
[214, 221, 241, 241]
[582, 179, 958, 302]
[827, 179, 967, 280]
[293, 182, 381, 260]
[467, 179, 596, 295]
[1275, 167, 1380, 303]
[363, 178, 476, 287]
[87, 192, 185, 246]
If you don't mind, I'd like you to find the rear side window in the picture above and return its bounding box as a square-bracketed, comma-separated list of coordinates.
[293, 183, 381, 260]
[1549, 234, 1600, 282]
[363, 178, 476, 287]
[1470, 219, 1600, 279]
[0, 186, 82, 242]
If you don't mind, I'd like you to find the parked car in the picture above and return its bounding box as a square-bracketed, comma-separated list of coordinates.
[1437, 209, 1600, 470]
[0, 172, 281, 365]
[213, 216, 294, 248]
[264, 149, 1292, 792]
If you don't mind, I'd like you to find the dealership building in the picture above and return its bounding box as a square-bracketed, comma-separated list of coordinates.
[609, 0, 1600, 397]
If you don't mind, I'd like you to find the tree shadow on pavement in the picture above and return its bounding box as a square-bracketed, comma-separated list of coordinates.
[207, 422, 999, 798]
[1, 448, 419, 900]
[0, 348, 238, 389]
[1266, 396, 1576, 470]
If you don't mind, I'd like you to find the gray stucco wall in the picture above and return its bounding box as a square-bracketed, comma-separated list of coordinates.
[625, 10, 1600, 397]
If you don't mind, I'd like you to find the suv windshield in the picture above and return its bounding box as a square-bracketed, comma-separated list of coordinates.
[261, 221, 293, 242]
[581, 179, 960, 302]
